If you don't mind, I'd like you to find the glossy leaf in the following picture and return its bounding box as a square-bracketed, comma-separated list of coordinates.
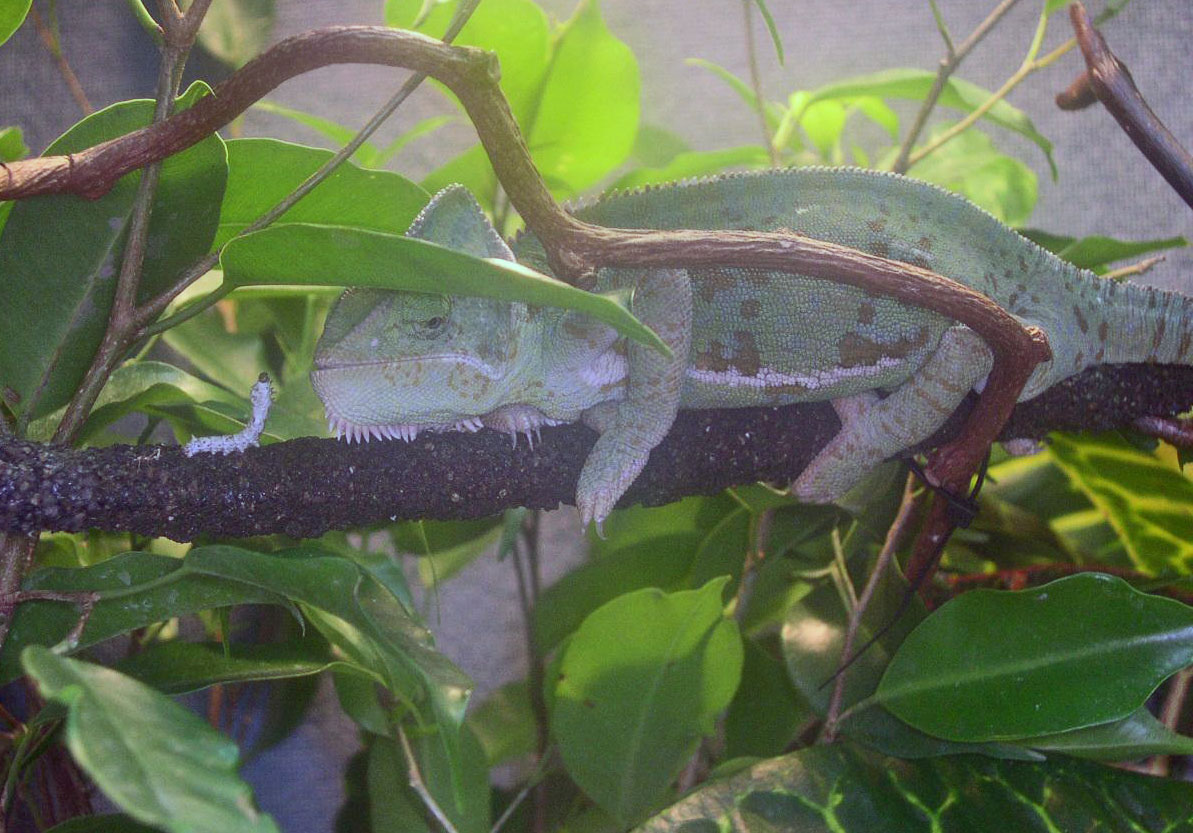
[808, 67, 1056, 176]
[1048, 433, 1193, 574]
[551, 578, 743, 824]
[1027, 707, 1193, 761]
[1020, 229, 1187, 271]
[114, 640, 362, 694]
[877, 574, 1193, 741]
[43, 816, 161, 833]
[24, 648, 278, 833]
[197, 0, 275, 67]
[0, 0, 30, 46]
[385, 0, 549, 123]
[367, 727, 491, 833]
[0, 125, 27, 161]
[220, 223, 670, 355]
[0, 83, 227, 421]
[214, 138, 428, 249]
[723, 640, 810, 759]
[636, 743, 1193, 832]
[902, 126, 1038, 226]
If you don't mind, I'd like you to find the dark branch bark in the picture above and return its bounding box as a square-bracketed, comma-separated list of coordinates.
[1059, 3, 1193, 209]
[3, 363, 1190, 540]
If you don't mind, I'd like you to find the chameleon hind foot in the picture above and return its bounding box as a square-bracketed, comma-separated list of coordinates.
[791, 325, 993, 504]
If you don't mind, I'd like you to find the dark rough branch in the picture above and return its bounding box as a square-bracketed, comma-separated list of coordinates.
[3, 364, 1190, 540]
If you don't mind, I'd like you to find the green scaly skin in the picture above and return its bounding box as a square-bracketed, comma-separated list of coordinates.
[311, 169, 1193, 526]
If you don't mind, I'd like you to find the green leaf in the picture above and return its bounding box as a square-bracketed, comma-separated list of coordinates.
[0, 84, 227, 422]
[0, 0, 30, 46]
[113, 640, 360, 694]
[1020, 229, 1187, 272]
[687, 59, 784, 130]
[629, 124, 690, 168]
[214, 138, 428, 248]
[249, 101, 381, 163]
[723, 640, 810, 759]
[610, 146, 770, 192]
[466, 679, 538, 767]
[23, 648, 278, 833]
[385, 0, 549, 124]
[747, 0, 784, 64]
[367, 727, 491, 833]
[1028, 707, 1193, 761]
[1048, 433, 1193, 574]
[220, 223, 670, 355]
[876, 573, 1193, 741]
[526, 0, 639, 194]
[197, 0, 275, 68]
[808, 67, 1056, 176]
[0, 125, 28, 161]
[902, 125, 1038, 226]
[551, 579, 743, 825]
[43, 815, 161, 833]
[635, 743, 1193, 833]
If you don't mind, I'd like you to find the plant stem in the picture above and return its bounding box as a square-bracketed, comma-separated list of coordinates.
[892, 0, 1024, 173]
[397, 724, 460, 833]
[741, 0, 778, 166]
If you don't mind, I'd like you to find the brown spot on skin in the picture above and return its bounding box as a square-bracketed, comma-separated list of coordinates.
[1074, 351, 1085, 367]
[1018, 256, 1028, 272]
[740, 298, 762, 320]
[733, 331, 762, 377]
[869, 240, 890, 259]
[1095, 348, 1105, 361]
[694, 340, 731, 372]
[1151, 317, 1168, 355]
[562, 317, 590, 339]
[917, 236, 933, 252]
[695, 269, 738, 303]
[1072, 305, 1089, 334]
[858, 302, 876, 325]
[1098, 321, 1108, 343]
[838, 327, 931, 368]
[868, 219, 886, 234]
[1179, 328, 1193, 359]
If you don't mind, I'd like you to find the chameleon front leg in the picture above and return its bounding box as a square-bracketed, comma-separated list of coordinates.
[793, 325, 993, 503]
[576, 268, 693, 527]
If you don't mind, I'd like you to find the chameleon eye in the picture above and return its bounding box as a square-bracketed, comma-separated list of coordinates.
[423, 316, 446, 330]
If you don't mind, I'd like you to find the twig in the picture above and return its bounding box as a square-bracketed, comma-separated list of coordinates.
[396, 724, 460, 833]
[1152, 668, 1192, 776]
[741, 0, 778, 166]
[1133, 415, 1193, 449]
[1102, 254, 1166, 281]
[1062, 3, 1193, 209]
[29, 6, 92, 114]
[892, 0, 1024, 173]
[822, 473, 921, 741]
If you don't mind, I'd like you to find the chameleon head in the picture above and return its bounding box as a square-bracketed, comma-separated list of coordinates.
[311, 287, 531, 441]
[312, 184, 533, 442]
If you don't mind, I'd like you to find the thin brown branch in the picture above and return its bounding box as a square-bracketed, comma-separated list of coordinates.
[822, 473, 922, 741]
[892, 0, 1024, 173]
[1133, 415, 1193, 449]
[741, 0, 778, 166]
[1064, 2, 1193, 208]
[29, 7, 92, 114]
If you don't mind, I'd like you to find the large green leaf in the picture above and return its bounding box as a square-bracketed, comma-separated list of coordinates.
[1048, 433, 1193, 574]
[876, 574, 1193, 741]
[197, 0, 275, 67]
[23, 648, 278, 833]
[219, 223, 669, 354]
[807, 68, 1056, 176]
[466, 679, 538, 767]
[0, 83, 227, 422]
[527, 0, 639, 193]
[114, 640, 362, 695]
[214, 138, 428, 248]
[385, 0, 549, 123]
[635, 744, 1193, 832]
[1020, 229, 1187, 272]
[551, 578, 743, 825]
[0, 0, 31, 46]
[1027, 707, 1193, 761]
[901, 126, 1038, 226]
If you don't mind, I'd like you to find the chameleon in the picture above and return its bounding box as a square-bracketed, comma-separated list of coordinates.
[310, 168, 1193, 526]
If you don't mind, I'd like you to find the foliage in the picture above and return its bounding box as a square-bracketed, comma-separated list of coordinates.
[1, 1, 1192, 832]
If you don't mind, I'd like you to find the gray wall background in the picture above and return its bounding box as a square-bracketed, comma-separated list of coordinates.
[4, 1, 1192, 830]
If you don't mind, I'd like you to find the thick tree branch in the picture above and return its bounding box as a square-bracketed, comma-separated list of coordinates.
[2, 364, 1189, 541]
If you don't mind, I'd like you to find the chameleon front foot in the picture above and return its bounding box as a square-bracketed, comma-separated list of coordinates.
[575, 439, 650, 528]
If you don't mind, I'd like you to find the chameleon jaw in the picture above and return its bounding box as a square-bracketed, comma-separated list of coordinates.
[325, 404, 560, 448]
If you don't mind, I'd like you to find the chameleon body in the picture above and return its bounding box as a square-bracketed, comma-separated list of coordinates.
[311, 169, 1193, 525]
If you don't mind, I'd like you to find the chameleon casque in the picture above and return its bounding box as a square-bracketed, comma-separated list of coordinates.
[310, 168, 1193, 526]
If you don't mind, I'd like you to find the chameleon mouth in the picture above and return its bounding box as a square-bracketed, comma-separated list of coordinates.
[311, 353, 503, 379]
[325, 412, 485, 444]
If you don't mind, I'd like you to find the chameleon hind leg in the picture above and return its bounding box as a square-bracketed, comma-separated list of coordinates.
[792, 325, 993, 503]
[576, 268, 692, 527]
